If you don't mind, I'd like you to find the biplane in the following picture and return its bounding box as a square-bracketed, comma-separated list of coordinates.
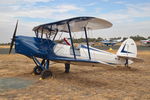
[9, 17, 143, 79]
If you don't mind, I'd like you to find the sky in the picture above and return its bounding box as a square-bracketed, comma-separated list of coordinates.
[0, 0, 150, 43]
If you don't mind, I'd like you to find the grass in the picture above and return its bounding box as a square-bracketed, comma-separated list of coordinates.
[0, 50, 150, 100]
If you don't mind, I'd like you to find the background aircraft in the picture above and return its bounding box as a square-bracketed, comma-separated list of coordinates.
[141, 39, 150, 46]
[100, 38, 123, 46]
[9, 17, 143, 79]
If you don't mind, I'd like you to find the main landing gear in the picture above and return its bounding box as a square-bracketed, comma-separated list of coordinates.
[32, 57, 52, 79]
[32, 57, 71, 79]
[65, 63, 70, 73]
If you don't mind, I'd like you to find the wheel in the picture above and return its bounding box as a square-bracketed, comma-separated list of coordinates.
[41, 70, 52, 79]
[33, 66, 43, 75]
[65, 63, 70, 73]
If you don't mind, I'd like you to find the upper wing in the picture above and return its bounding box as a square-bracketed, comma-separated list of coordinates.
[33, 16, 112, 35]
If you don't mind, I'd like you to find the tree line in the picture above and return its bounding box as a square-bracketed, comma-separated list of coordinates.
[59, 35, 150, 43]
[0, 35, 150, 45]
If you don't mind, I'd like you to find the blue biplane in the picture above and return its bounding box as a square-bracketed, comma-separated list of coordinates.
[9, 17, 143, 79]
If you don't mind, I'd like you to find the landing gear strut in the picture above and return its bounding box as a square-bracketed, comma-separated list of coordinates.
[32, 57, 52, 79]
[65, 63, 70, 73]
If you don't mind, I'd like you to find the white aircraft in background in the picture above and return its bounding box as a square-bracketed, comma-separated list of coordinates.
[113, 38, 124, 43]
[141, 39, 150, 47]
[100, 38, 123, 46]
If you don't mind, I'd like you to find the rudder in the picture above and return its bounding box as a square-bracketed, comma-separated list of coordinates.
[117, 38, 137, 58]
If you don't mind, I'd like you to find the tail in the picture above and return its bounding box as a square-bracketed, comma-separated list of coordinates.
[117, 38, 143, 62]
[117, 38, 137, 58]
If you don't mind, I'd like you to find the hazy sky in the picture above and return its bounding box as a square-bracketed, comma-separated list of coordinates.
[0, 0, 150, 43]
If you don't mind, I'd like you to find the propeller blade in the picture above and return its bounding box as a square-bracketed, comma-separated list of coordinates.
[9, 20, 18, 54]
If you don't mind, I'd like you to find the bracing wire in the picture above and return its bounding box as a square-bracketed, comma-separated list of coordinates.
[58, 32, 63, 41]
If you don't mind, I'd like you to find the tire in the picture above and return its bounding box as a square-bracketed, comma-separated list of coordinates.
[41, 70, 52, 79]
[65, 63, 70, 73]
[33, 66, 43, 75]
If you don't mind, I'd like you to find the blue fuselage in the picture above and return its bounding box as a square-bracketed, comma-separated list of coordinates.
[15, 36, 56, 59]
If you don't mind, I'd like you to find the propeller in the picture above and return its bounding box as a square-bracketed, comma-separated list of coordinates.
[9, 20, 18, 54]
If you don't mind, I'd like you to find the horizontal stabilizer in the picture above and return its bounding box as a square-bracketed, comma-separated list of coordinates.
[118, 55, 144, 63]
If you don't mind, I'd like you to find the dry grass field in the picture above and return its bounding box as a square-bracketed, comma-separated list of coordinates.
[0, 50, 150, 100]
[0, 45, 10, 48]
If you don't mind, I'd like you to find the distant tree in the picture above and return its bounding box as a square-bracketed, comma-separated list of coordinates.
[130, 35, 146, 41]
[73, 38, 85, 43]
[123, 37, 128, 41]
[88, 38, 97, 42]
[110, 37, 121, 41]
[96, 37, 103, 42]
[0, 43, 10, 45]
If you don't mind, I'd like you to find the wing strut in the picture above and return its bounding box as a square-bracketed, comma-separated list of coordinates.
[67, 22, 76, 59]
[48, 25, 52, 38]
[53, 29, 58, 41]
[34, 27, 40, 38]
[41, 27, 44, 38]
[34, 30, 38, 37]
[84, 27, 91, 60]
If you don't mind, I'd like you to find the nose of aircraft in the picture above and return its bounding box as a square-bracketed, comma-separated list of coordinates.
[15, 36, 50, 58]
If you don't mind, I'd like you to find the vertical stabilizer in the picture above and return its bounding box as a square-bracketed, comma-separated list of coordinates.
[117, 38, 137, 58]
